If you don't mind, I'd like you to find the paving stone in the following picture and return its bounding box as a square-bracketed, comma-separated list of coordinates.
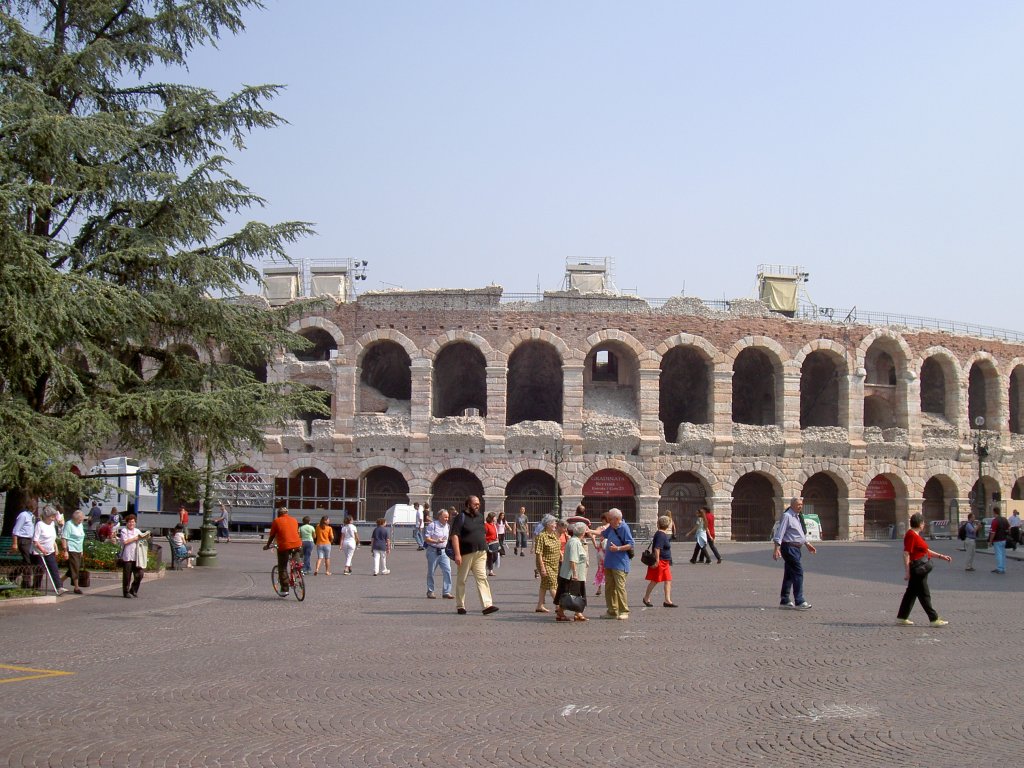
[0, 541, 1020, 767]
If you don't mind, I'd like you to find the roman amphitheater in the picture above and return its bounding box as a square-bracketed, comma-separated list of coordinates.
[226, 263, 1024, 541]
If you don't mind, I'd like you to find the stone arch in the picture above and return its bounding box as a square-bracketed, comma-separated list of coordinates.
[431, 339, 488, 417]
[965, 352, 1001, 432]
[500, 328, 571, 361]
[503, 468, 559, 520]
[362, 465, 411, 519]
[1008, 359, 1024, 434]
[652, 333, 722, 368]
[658, 469, 714, 534]
[730, 470, 784, 541]
[791, 462, 854, 493]
[584, 329, 648, 363]
[917, 346, 961, 425]
[723, 462, 786, 497]
[422, 330, 497, 363]
[506, 338, 564, 425]
[729, 339, 786, 426]
[282, 457, 337, 477]
[353, 328, 419, 362]
[654, 462, 720, 493]
[288, 316, 345, 348]
[583, 332, 642, 423]
[855, 329, 912, 373]
[659, 343, 714, 439]
[357, 335, 413, 410]
[795, 342, 850, 429]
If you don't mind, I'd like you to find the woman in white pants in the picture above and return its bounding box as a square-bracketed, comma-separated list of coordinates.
[340, 515, 359, 575]
[370, 518, 391, 575]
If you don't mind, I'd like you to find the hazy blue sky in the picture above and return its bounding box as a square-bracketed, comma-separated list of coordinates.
[183, 2, 1023, 330]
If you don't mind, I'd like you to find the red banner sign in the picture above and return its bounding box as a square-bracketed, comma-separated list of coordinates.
[582, 469, 635, 497]
[865, 476, 896, 501]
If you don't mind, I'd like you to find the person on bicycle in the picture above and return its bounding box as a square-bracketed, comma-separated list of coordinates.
[264, 507, 302, 596]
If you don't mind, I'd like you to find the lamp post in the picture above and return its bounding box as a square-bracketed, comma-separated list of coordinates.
[548, 438, 568, 519]
[972, 416, 989, 522]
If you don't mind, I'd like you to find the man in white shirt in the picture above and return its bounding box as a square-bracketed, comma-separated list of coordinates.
[10, 502, 37, 567]
[413, 503, 425, 550]
[1009, 510, 1022, 551]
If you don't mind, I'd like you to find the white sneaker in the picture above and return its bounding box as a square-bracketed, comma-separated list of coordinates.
[795, 602, 812, 610]
[929, 618, 949, 627]
[896, 618, 914, 626]
[381, 569, 391, 575]
[779, 601, 795, 609]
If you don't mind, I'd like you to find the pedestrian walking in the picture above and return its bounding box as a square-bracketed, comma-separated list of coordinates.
[340, 515, 359, 574]
[33, 506, 66, 594]
[988, 507, 1010, 574]
[772, 497, 816, 610]
[313, 515, 334, 575]
[424, 509, 453, 599]
[554, 521, 590, 622]
[686, 510, 712, 564]
[485, 512, 499, 575]
[299, 516, 315, 574]
[896, 513, 951, 626]
[514, 506, 529, 556]
[371, 518, 391, 575]
[450, 495, 499, 615]
[118, 513, 150, 598]
[534, 514, 560, 613]
[642, 515, 676, 607]
[61, 509, 87, 594]
[962, 512, 979, 571]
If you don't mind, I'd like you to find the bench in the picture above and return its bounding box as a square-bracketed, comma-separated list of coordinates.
[166, 536, 189, 570]
[0, 536, 24, 564]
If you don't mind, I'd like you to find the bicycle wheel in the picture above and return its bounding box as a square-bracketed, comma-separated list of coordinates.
[271, 566, 285, 597]
[291, 567, 306, 601]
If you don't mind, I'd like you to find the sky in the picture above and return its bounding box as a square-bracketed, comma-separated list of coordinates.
[178, 2, 1024, 331]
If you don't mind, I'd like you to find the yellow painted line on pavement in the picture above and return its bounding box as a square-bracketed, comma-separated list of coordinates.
[0, 663, 74, 684]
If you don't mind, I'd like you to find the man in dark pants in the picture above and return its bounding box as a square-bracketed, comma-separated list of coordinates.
[10, 501, 38, 587]
[772, 497, 816, 609]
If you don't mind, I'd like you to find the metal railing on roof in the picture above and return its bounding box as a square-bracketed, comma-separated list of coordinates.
[495, 293, 1024, 342]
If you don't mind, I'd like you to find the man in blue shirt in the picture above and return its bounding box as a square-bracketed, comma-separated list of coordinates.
[772, 497, 816, 609]
[600, 508, 634, 620]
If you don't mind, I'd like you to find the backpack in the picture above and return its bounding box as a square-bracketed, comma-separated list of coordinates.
[957, 522, 967, 541]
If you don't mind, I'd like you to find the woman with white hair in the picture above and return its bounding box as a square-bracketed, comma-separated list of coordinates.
[554, 521, 590, 621]
[534, 514, 560, 613]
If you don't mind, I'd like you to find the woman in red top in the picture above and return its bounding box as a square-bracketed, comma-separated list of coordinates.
[896, 513, 952, 626]
[484, 512, 500, 576]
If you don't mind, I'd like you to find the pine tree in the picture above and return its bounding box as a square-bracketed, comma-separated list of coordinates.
[0, 1, 327, 537]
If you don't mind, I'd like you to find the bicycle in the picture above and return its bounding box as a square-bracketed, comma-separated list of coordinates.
[271, 548, 306, 601]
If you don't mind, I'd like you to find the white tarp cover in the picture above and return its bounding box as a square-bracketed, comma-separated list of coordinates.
[759, 276, 799, 313]
[570, 272, 606, 292]
[384, 503, 419, 525]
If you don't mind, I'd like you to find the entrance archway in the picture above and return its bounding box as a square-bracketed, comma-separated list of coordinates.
[582, 469, 637, 524]
[864, 475, 897, 539]
[731, 473, 776, 541]
[802, 473, 840, 540]
[431, 469, 485, 514]
[658, 471, 708, 537]
[504, 470, 557, 524]
[364, 467, 410, 521]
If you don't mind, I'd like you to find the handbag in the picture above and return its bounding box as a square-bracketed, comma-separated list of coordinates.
[559, 591, 586, 613]
[909, 558, 933, 577]
[487, 541, 500, 553]
[640, 544, 657, 567]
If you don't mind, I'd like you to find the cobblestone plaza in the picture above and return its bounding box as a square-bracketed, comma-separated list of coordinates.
[1, 540, 1020, 767]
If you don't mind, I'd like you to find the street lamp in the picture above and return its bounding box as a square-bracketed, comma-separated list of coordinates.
[971, 416, 989, 521]
[547, 438, 569, 519]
